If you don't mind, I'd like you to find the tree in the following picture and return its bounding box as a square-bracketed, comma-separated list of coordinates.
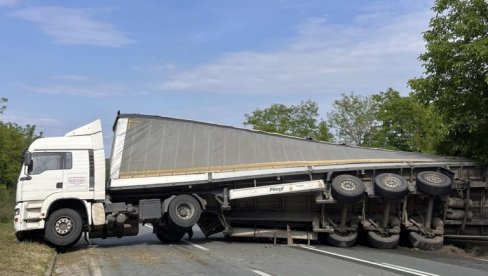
[244, 100, 333, 141]
[409, 0, 488, 161]
[0, 99, 42, 188]
[327, 92, 378, 146]
[370, 88, 444, 152]
[0, 97, 7, 115]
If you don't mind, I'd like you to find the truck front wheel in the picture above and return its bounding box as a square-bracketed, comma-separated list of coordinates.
[45, 208, 82, 248]
[15, 231, 26, 242]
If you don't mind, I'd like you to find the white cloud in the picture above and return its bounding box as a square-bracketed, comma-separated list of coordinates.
[159, 5, 432, 95]
[18, 83, 124, 97]
[11, 6, 132, 47]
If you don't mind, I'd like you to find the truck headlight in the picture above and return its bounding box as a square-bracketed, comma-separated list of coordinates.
[14, 208, 20, 216]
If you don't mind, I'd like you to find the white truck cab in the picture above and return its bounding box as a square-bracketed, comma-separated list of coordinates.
[14, 120, 105, 243]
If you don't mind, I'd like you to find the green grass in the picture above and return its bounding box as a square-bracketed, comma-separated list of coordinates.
[0, 223, 55, 276]
[0, 188, 55, 275]
[0, 186, 15, 223]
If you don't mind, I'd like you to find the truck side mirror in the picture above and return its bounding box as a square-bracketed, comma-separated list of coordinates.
[23, 151, 33, 174]
[23, 151, 32, 166]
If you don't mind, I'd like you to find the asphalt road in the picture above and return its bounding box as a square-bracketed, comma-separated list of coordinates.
[53, 225, 488, 276]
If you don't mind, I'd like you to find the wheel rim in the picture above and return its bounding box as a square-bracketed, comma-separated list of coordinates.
[340, 179, 357, 191]
[424, 173, 444, 184]
[176, 201, 194, 220]
[54, 217, 73, 235]
[382, 176, 401, 188]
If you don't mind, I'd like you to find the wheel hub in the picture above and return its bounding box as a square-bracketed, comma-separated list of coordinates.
[383, 176, 401, 188]
[176, 202, 194, 220]
[340, 180, 356, 191]
[54, 217, 73, 235]
[424, 174, 443, 184]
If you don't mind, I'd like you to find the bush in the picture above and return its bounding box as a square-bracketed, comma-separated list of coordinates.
[0, 186, 15, 223]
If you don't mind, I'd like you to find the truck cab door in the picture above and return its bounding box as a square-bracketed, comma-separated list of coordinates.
[20, 152, 68, 202]
[64, 150, 90, 193]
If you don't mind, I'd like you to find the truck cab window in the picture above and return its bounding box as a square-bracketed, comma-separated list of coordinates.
[31, 153, 72, 175]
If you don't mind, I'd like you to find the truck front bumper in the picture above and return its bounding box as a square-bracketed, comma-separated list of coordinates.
[14, 202, 45, 233]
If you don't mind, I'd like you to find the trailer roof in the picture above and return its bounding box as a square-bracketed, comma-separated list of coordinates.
[110, 113, 471, 179]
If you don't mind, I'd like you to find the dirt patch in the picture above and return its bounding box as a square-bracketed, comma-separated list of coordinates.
[0, 223, 55, 276]
[102, 246, 167, 266]
[172, 244, 208, 266]
[441, 243, 488, 261]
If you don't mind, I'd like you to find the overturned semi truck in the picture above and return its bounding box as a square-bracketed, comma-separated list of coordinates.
[14, 113, 488, 249]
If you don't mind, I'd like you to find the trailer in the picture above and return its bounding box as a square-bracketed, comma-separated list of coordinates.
[14, 113, 488, 249]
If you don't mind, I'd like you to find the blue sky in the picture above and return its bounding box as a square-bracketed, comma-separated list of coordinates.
[0, 0, 434, 155]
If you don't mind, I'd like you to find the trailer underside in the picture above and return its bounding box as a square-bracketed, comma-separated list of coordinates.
[105, 161, 487, 249]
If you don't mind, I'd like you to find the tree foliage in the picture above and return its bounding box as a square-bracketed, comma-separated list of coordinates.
[0, 99, 42, 188]
[244, 100, 333, 141]
[370, 88, 444, 152]
[0, 97, 7, 115]
[409, 0, 488, 161]
[327, 92, 378, 146]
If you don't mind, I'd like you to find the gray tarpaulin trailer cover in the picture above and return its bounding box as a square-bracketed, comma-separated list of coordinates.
[109, 113, 467, 182]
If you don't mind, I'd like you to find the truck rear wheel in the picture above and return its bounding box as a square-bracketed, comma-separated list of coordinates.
[168, 194, 202, 228]
[331, 175, 365, 203]
[155, 230, 185, 243]
[44, 208, 82, 248]
[326, 231, 358, 247]
[367, 231, 399, 249]
[409, 231, 443, 250]
[416, 171, 452, 196]
[374, 173, 408, 200]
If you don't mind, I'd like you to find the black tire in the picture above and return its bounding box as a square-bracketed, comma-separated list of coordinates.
[416, 171, 452, 196]
[331, 175, 365, 203]
[155, 230, 185, 243]
[317, 233, 328, 245]
[374, 173, 409, 200]
[409, 231, 443, 250]
[15, 231, 25, 242]
[44, 208, 83, 248]
[168, 194, 202, 228]
[326, 231, 358, 247]
[367, 231, 399, 249]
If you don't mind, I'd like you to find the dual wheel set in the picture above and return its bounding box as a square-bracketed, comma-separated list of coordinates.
[154, 194, 203, 243]
[322, 171, 452, 250]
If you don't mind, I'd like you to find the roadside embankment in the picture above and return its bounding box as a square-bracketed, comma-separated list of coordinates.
[0, 222, 55, 276]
